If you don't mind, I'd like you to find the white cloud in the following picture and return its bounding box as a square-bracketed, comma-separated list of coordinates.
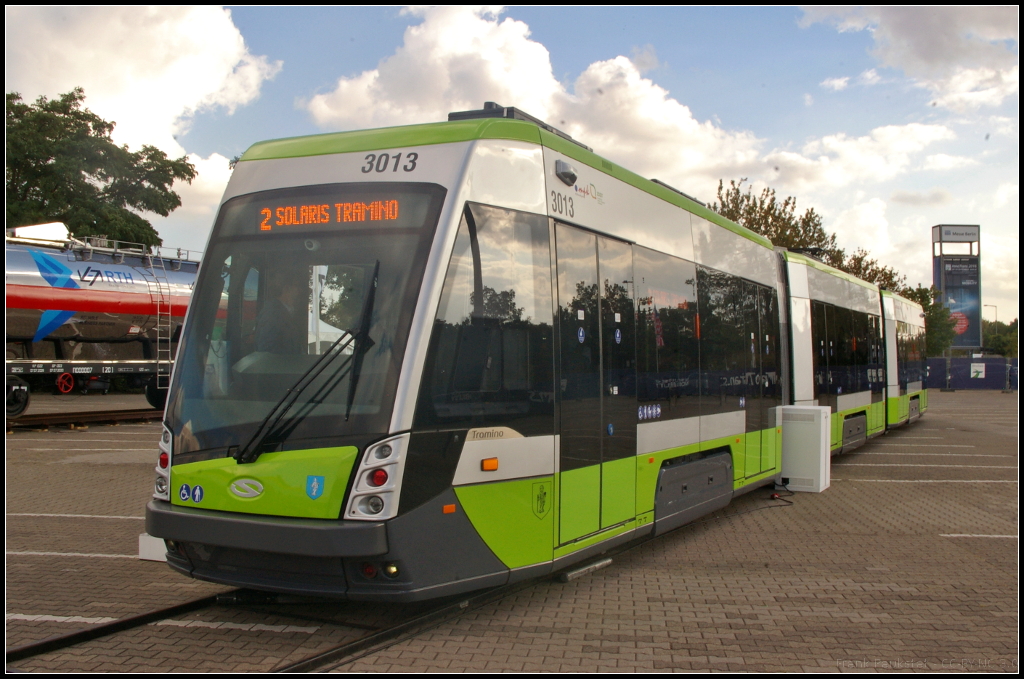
[303, 7, 956, 203]
[978, 231, 1020, 321]
[801, 7, 1019, 111]
[925, 65, 1019, 111]
[858, 69, 882, 86]
[304, 7, 763, 202]
[830, 198, 894, 256]
[306, 7, 562, 130]
[804, 93, 814, 106]
[6, 7, 281, 155]
[922, 154, 978, 171]
[630, 44, 660, 74]
[889, 188, 954, 206]
[820, 76, 849, 91]
[994, 182, 1019, 208]
[5, 6, 281, 246]
[764, 124, 955, 193]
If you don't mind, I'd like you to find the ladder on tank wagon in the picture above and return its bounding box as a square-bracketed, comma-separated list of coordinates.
[143, 250, 173, 390]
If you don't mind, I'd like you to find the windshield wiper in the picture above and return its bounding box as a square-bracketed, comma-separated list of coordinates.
[345, 261, 379, 421]
[233, 260, 380, 464]
[233, 333, 356, 464]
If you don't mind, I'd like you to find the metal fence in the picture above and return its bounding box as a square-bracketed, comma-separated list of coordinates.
[926, 357, 1018, 391]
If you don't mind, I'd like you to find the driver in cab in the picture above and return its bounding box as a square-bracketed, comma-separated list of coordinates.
[255, 272, 307, 354]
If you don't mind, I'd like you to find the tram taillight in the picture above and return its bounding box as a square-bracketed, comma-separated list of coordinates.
[369, 469, 389, 486]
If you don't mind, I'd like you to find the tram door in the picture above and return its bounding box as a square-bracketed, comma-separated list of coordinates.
[555, 224, 637, 544]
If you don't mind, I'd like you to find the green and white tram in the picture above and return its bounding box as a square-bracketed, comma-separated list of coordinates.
[782, 251, 927, 454]
[881, 290, 928, 426]
[146, 104, 923, 600]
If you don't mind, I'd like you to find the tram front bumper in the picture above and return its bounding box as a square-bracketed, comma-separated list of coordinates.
[145, 500, 388, 557]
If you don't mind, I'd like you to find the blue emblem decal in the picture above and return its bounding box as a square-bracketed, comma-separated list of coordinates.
[29, 249, 79, 290]
[191, 485, 204, 503]
[607, 423, 614, 436]
[179, 483, 191, 502]
[307, 475, 325, 500]
[577, 327, 585, 343]
[28, 249, 79, 342]
[614, 328, 622, 344]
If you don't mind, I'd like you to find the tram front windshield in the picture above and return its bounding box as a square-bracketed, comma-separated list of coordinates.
[167, 182, 446, 455]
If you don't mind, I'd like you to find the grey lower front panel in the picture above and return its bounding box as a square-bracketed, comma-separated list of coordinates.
[653, 450, 733, 536]
[150, 489, 510, 601]
[146, 500, 388, 557]
[344, 489, 509, 601]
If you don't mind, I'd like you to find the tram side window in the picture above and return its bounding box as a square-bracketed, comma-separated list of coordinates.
[696, 266, 748, 416]
[414, 203, 555, 435]
[635, 247, 699, 421]
[830, 306, 853, 398]
[908, 325, 925, 385]
[896, 320, 909, 391]
[868, 314, 884, 398]
[810, 300, 831, 408]
[759, 286, 781, 414]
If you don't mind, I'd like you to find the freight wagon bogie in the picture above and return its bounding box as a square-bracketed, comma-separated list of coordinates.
[146, 104, 925, 600]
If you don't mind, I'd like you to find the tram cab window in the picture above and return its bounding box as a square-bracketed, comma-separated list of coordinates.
[167, 182, 445, 453]
[414, 203, 555, 436]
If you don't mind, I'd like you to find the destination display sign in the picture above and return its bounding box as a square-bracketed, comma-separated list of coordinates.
[258, 199, 401, 231]
[211, 182, 445, 239]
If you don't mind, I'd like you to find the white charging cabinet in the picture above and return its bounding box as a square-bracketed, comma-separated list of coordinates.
[780, 406, 831, 493]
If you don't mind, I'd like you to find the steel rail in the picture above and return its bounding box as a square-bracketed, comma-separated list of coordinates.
[271, 580, 539, 673]
[5, 592, 228, 663]
[7, 408, 162, 429]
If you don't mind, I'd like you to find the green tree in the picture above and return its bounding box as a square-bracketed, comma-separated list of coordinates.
[902, 285, 957, 357]
[709, 179, 907, 290]
[6, 88, 197, 246]
[841, 247, 907, 292]
[982, 318, 1018, 358]
[710, 179, 844, 268]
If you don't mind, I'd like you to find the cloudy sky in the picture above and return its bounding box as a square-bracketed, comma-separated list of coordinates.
[6, 6, 1019, 321]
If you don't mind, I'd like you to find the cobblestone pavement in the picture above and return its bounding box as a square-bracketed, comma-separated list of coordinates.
[335, 391, 1018, 672]
[5, 421, 229, 651]
[5, 391, 1017, 671]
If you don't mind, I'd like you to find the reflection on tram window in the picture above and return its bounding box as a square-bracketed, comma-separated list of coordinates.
[697, 266, 749, 416]
[415, 203, 555, 435]
[809, 300, 884, 407]
[635, 247, 699, 421]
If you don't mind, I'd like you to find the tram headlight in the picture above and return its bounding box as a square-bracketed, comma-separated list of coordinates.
[346, 433, 408, 521]
[362, 495, 385, 514]
[155, 475, 168, 495]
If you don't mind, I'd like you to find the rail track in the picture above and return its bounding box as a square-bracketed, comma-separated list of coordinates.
[5, 579, 545, 672]
[6, 407, 162, 430]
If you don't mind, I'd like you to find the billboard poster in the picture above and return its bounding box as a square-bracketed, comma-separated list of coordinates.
[943, 256, 981, 348]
